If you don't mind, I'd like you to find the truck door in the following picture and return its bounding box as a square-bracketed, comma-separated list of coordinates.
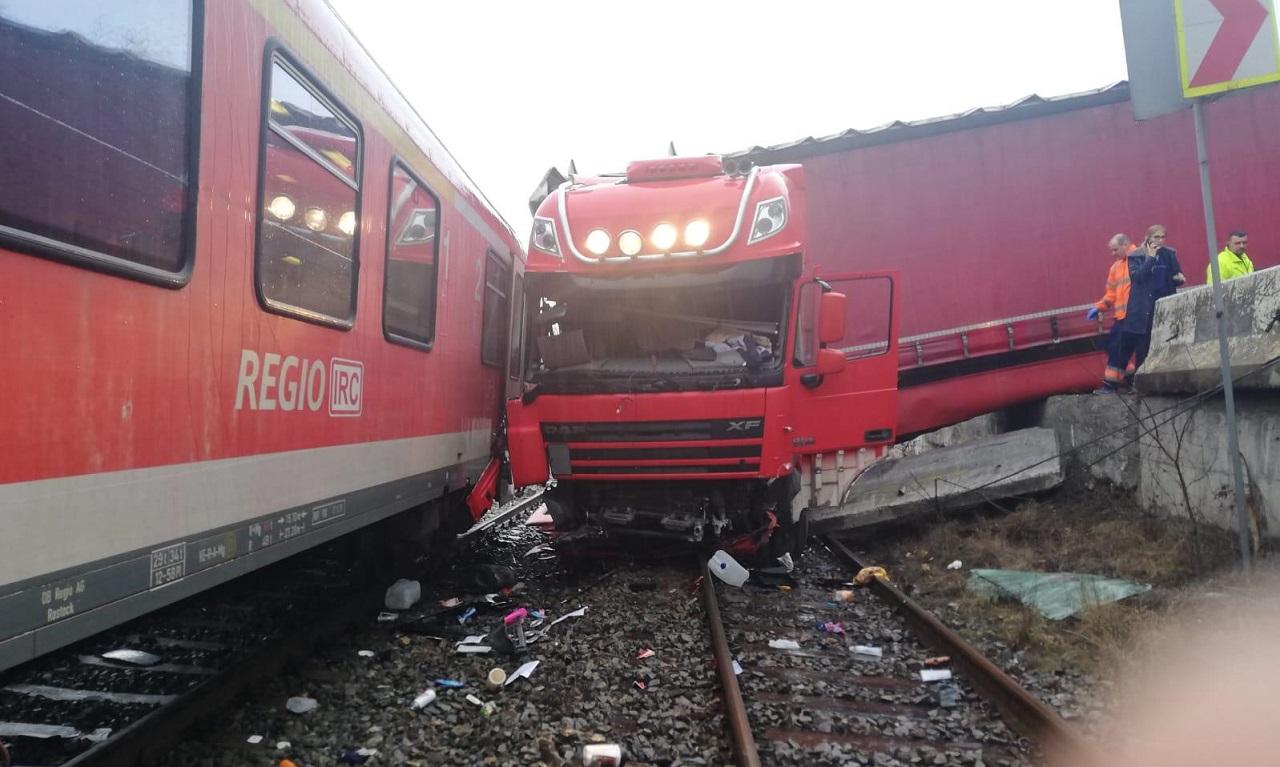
[505, 268, 526, 401]
[788, 272, 899, 455]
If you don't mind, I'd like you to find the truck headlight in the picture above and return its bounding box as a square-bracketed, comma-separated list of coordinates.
[585, 228, 611, 256]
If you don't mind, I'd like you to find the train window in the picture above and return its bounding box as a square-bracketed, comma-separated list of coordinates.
[508, 271, 526, 379]
[256, 53, 361, 327]
[481, 250, 511, 367]
[0, 1, 200, 284]
[384, 161, 441, 348]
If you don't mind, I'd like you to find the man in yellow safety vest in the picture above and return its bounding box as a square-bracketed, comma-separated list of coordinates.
[1206, 231, 1255, 285]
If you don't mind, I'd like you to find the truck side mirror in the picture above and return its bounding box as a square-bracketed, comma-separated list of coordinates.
[816, 347, 846, 375]
[819, 291, 846, 344]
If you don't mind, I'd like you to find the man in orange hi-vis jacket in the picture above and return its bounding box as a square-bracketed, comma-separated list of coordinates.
[1086, 233, 1136, 392]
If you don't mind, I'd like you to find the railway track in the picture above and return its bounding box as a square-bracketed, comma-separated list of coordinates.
[702, 536, 1098, 766]
[0, 546, 369, 767]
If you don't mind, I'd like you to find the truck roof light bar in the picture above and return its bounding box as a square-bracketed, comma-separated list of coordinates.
[626, 156, 724, 182]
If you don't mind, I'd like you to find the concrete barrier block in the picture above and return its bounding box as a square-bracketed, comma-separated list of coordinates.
[811, 427, 1064, 532]
[1139, 265, 1280, 395]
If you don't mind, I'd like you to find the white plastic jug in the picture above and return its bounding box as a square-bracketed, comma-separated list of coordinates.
[708, 550, 749, 587]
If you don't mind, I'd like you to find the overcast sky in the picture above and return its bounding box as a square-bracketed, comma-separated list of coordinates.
[328, 1, 1130, 237]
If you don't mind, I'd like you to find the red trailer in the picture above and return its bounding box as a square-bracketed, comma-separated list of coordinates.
[734, 81, 1280, 436]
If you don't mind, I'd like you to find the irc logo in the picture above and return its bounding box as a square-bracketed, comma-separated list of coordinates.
[328, 358, 363, 417]
[234, 349, 364, 417]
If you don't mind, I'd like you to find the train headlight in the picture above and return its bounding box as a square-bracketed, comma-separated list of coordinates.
[651, 223, 678, 251]
[748, 196, 787, 244]
[337, 211, 356, 236]
[585, 228, 611, 256]
[267, 195, 296, 221]
[304, 207, 327, 232]
[618, 230, 643, 257]
[532, 216, 561, 256]
[684, 219, 710, 248]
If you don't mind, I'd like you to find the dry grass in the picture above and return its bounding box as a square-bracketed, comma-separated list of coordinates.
[856, 483, 1236, 674]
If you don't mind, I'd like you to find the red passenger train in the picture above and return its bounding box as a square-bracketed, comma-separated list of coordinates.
[0, 0, 523, 671]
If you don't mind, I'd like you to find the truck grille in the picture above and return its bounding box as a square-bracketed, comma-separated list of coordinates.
[541, 419, 764, 478]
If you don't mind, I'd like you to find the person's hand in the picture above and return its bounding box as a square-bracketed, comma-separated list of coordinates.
[1173, 272, 1186, 284]
[1086, 307, 1100, 321]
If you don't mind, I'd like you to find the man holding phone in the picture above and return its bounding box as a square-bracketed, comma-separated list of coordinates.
[1118, 225, 1183, 390]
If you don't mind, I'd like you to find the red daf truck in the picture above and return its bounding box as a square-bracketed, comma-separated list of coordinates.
[505, 156, 900, 555]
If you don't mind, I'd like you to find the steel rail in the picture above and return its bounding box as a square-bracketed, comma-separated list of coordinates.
[823, 536, 1102, 766]
[700, 563, 762, 767]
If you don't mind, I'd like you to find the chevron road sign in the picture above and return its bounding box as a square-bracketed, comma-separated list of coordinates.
[1176, 0, 1280, 97]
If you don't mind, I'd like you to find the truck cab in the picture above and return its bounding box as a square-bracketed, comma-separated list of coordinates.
[506, 155, 899, 555]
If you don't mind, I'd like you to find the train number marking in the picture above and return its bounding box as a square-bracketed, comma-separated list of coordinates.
[149, 543, 187, 588]
[311, 499, 347, 527]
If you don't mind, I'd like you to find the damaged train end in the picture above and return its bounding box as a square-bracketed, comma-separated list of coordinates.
[506, 156, 901, 557]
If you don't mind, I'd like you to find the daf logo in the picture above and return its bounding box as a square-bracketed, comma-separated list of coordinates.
[727, 419, 762, 432]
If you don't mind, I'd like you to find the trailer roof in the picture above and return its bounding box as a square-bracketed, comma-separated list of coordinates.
[728, 82, 1131, 163]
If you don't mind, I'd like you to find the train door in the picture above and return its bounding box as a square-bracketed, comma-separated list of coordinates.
[789, 272, 899, 454]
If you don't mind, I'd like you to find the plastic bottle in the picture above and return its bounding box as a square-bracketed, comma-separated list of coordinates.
[708, 550, 749, 587]
[411, 688, 436, 709]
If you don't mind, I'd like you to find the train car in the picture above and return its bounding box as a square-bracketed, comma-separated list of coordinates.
[733, 82, 1280, 436]
[507, 156, 900, 553]
[0, 0, 523, 672]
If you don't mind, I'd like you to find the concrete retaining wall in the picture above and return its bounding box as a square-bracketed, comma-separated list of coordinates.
[1037, 393, 1279, 540]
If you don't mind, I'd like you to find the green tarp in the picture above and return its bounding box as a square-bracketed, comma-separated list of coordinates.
[967, 568, 1151, 620]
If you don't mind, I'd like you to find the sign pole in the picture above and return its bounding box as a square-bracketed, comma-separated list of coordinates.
[1191, 99, 1253, 571]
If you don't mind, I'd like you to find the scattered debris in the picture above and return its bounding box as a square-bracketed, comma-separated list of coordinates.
[852, 645, 883, 660]
[947, 560, 963, 571]
[465, 694, 484, 707]
[549, 606, 588, 626]
[920, 669, 953, 682]
[526, 504, 554, 527]
[285, 696, 318, 714]
[732, 659, 743, 675]
[466, 563, 517, 592]
[276, 741, 291, 751]
[459, 634, 486, 645]
[854, 566, 890, 585]
[281, 759, 300, 767]
[438, 597, 463, 608]
[504, 607, 530, 652]
[410, 689, 437, 709]
[338, 747, 377, 764]
[582, 743, 624, 766]
[481, 701, 498, 717]
[768, 639, 801, 650]
[777, 552, 795, 572]
[375, 611, 398, 623]
[635, 648, 655, 660]
[384, 579, 421, 610]
[101, 649, 161, 667]
[688, 575, 705, 595]
[247, 735, 264, 744]
[833, 589, 856, 602]
[505, 659, 540, 685]
[923, 655, 951, 666]
[435, 679, 464, 689]
[633, 680, 647, 691]
[708, 550, 749, 587]
[357, 650, 375, 658]
[455, 644, 492, 655]
[486, 667, 507, 691]
[817, 621, 845, 635]
[968, 568, 1152, 620]
[457, 606, 477, 624]
[524, 543, 554, 557]
[937, 684, 964, 708]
